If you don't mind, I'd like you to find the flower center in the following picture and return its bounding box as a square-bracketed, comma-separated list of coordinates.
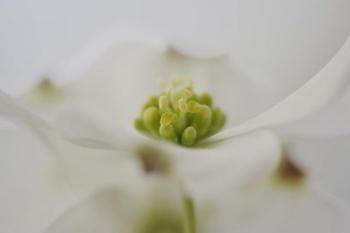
[134, 79, 226, 146]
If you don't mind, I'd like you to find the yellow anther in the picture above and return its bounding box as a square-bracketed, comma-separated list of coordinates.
[159, 95, 170, 111]
[160, 112, 175, 126]
[178, 98, 187, 112]
[181, 126, 197, 146]
[186, 101, 202, 113]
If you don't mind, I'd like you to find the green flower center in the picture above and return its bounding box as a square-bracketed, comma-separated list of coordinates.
[134, 79, 226, 146]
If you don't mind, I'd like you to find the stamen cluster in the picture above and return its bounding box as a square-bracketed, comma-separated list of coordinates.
[134, 81, 226, 146]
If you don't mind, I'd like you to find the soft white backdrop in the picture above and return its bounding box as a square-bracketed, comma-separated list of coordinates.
[0, 0, 349, 96]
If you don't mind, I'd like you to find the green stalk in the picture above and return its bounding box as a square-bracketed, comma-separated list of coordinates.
[182, 194, 196, 233]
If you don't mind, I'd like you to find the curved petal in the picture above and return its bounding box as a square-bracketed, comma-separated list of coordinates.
[0, 124, 142, 233]
[44, 172, 350, 233]
[285, 135, 350, 204]
[208, 36, 350, 143]
[171, 130, 282, 200]
[38, 127, 142, 197]
[277, 86, 350, 138]
[199, 61, 272, 126]
[205, 183, 350, 233]
[44, 189, 137, 233]
[0, 89, 62, 154]
[52, 107, 137, 150]
[1, 88, 128, 150]
[45, 178, 184, 233]
[0, 126, 75, 233]
[2, 84, 135, 151]
[53, 40, 266, 125]
[0, 89, 49, 129]
[20, 40, 271, 147]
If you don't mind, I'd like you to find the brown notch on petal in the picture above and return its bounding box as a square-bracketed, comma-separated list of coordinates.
[274, 153, 306, 187]
[136, 146, 171, 175]
[30, 77, 64, 102]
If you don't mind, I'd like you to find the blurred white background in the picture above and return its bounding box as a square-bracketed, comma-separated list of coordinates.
[0, 0, 349, 95]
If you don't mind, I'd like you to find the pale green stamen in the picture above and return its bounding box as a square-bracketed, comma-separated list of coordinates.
[134, 80, 226, 146]
[181, 127, 197, 147]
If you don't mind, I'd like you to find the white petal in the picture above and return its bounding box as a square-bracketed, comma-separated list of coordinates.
[45, 178, 183, 233]
[0, 89, 48, 128]
[2, 84, 133, 151]
[20, 40, 271, 147]
[38, 127, 142, 198]
[277, 86, 350, 138]
[53, 107, 137, 150]
[0, 123, 142, 233]
[44, 189, 136, 233]
[208, 36, 350, 143]
[0, 89, 62, 155]
[172, 130, 282, 200]
[0, 126, 76, 233]
[285, 135, 350, 203]
[205, 184, 350, 233]
[200, 60, 273, 126]
[0, 90, 148, 232]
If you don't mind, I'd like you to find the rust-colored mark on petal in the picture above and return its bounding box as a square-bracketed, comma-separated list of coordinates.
[274, 154, 306, 187]
[136, 146, 171, 175]
[30, 78, 64, 103]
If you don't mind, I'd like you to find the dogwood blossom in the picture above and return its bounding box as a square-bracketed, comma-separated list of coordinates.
[1, 36, 350, 232]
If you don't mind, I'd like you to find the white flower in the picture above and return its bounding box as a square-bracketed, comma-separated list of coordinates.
[1, 40, 283, 197]
[1, 36, 350, 232]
